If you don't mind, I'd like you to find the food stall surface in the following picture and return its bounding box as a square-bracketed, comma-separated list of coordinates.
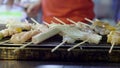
[0, 35, 120, 62]
[0, 61, 120, 68]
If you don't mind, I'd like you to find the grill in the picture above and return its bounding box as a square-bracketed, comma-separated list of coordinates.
[0, 35, 120, 62]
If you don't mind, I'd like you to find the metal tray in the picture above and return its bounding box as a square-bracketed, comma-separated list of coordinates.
[0, 35, 120, 62]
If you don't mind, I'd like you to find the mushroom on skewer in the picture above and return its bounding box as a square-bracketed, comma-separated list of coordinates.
[85, 18, 116, 35]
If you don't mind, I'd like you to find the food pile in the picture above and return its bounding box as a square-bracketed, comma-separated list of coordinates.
[0, 17, 119, 53]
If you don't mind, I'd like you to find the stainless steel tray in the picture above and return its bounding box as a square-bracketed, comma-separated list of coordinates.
[0, 35, 120, 62]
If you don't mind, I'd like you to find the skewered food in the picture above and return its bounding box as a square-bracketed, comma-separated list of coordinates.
[45, 20, 77, 52]
[50, 17, 102, 52]
[6, 22, 32, 31]
[31, 24, 49, 32]
[0, 27, 22, 40]
[0, 17, 118, 54]
[85, 18, 116, 35]
[9, 18, 49, 44]
[31, 18, 49, 32]
[32, 26, 60, 44]
[54, 18, 102, 44]
[10, 30, 40, 44]
[107, 31, 120, 53]
[94, 21, 116, 35]
[11, 19, 50, 52]
[67, 18, 95, 33]
[50, 24, 102, 52]
[52, 25, 102, 52]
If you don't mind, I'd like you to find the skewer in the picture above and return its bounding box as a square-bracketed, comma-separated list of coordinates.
[109, 42, 115, 53]
[51, 40, 66, 52]
[67, 38, 89, 51]
[67, 18, 91, 27]
[84, 18, 94, 24]
[66, 18, 77, 25]
[51, 21, 63, 26]
[0, 40, 9, 45]
[51, 21, 56, 24]
[79, 21, 92, 28]
[13, 42, 32, 53]
[43, 21, 50, 26]
[31, 18, 40, 25]
[53, 17, 67, 25]
[25, 19, 29, 24]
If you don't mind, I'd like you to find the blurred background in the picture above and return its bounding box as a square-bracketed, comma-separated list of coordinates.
[0, 0, 119, 25]
[94, 0, 119, 26]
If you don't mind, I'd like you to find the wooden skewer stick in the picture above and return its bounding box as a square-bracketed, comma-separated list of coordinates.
[66, 18, 77, 25]
[13, 42, 33, 53]
[25, 19, 29, 23]
[31, 18, 40, 25]
[67, 18, 91, 27]
[53, 17, 67, 25]
[51, 40, 66, 52]
[84, 18, 94, 24]
[67, 38, 89, 51]
[43, 21, 50, 26]
[79, 21, 92, 28]
[51, 21, 56, 24]
[109, 42, 115, 53]
[0, 40, 9, 45]
[51, 21, 63, 26]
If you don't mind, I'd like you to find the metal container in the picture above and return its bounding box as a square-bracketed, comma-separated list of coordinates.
[0, 35, 120, 62]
